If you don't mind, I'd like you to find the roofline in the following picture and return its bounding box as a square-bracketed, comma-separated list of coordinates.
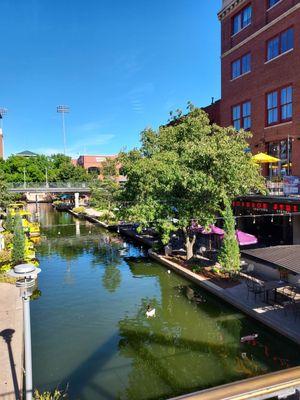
[218, 0, 247, 21]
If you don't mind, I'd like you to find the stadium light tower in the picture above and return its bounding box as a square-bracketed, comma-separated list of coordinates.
[57, 105, 70, 155]
[0, 108, 8, 130]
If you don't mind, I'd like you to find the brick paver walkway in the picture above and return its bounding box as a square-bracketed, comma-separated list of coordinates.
[0, 283, 23, 400]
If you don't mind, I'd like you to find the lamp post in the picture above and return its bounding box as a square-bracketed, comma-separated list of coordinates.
[57, 105, 70, 155]
[7, 264, 41, 400]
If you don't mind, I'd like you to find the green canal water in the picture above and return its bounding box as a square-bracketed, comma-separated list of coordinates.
[31, 204, 300, 400]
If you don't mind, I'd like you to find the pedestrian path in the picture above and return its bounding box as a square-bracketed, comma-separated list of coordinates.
[0, 283, 23, 400]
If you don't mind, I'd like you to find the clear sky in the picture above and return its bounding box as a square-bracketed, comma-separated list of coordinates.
[1, 0, 221, 158]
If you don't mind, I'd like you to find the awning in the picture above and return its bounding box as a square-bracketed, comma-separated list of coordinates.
[236, 230, 258, 246]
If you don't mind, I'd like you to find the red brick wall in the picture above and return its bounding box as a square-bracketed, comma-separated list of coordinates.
[203, 100, 221, 125]
[219, 0, 300, 175]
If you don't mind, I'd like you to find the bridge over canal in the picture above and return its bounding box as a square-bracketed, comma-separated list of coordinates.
[7, 182, 91, 194]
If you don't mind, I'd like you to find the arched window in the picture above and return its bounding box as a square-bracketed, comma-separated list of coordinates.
[88, 166, 100, 175]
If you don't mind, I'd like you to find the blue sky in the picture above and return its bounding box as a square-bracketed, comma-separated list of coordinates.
[1, 0, 221, 158]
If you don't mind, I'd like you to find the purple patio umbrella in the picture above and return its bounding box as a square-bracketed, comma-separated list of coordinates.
[236, 230, 258, 246]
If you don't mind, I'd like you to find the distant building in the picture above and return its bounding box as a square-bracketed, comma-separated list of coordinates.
[73, 154, 126, 182]
[15, 150, 38, 157]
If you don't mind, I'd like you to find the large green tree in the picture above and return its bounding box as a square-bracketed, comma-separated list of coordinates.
[119, 106, 265, 260]
[89, 158, 121, 213]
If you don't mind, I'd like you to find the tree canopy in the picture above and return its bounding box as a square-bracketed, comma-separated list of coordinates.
[0, 153, 89, 183]
[119, 106, 265, 258]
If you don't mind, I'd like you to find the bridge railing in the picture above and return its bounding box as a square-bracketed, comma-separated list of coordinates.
[7, 182, 90, 189]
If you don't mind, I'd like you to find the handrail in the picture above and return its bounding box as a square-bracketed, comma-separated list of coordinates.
[7, 182, 89, 189]
[170, 367, 300, 400]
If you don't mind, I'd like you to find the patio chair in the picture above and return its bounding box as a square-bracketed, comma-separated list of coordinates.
[246, 278, 255, 299]
[252, 281, 266, 301]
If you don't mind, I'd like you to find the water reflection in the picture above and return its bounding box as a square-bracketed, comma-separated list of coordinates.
[30, 205, 300, 400]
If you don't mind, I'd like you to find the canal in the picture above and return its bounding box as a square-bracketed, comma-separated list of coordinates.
[31, 204, 300, 400]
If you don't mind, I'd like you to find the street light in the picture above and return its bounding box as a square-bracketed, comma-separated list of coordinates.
[57, 105, 70, 155]
[7, 263, 41, 400]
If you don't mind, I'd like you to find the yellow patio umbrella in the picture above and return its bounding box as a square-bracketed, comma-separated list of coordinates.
[252, 153, 280, 164]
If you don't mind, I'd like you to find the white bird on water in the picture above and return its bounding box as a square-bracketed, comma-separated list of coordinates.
[167, 270, 171, 274]
[146, 305, 156, 318]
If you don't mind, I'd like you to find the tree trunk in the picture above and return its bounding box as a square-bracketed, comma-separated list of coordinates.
[183, 228, 196, 261]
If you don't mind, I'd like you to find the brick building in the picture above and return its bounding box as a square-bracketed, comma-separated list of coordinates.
[212, 0, 300, 177]
[72, 154, 126, 182]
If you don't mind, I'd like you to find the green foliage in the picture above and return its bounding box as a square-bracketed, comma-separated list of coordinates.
[218, 197, 241, 272]
[12, 214, 25, 265]
[34, 388, 67, 400]
[72, 206, 86, 214]
[0, 171, 12, 209]
[5, 212, 14, 232]
[90, 178, 120, 214]
[101, 158, 118, 177]
[0, 249, 11, 263]
[119, 105, 265, 257]
[0, 153, 90, 183]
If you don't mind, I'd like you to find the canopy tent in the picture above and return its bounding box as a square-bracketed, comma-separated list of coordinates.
[236, 230, 258, 246]
[194, 225, 258, 247]
[252, 153, 280, 164]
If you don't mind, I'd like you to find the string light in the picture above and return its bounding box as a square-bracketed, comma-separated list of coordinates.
[271, 216, 274, 223]
[289, 215, 292, 223]
[253, 217, 256, 224]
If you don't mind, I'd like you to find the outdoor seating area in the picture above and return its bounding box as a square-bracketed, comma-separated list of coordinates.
[242, 273, 300, 318]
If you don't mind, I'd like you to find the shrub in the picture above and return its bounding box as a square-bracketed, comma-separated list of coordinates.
[191, 265, 202, 273]
[12, 214, 25, 265]
[0, 249, 11, 263]
[218, 197, 240, 272]
[72, 206, 86, 214]
[5, 212, 14, 232]
[3, 232, 14, 248]
[34, 388, 67, 400]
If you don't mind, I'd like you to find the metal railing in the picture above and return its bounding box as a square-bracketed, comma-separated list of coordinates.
[7, 182, 91, 193]
[171, 366, 300, 400]
[7, 182, 89, 189]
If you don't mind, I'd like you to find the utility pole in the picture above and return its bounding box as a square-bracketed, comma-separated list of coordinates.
[57, 105, 70, 155]
[45, 167, 49, 188]
[23, 167, 26, 189]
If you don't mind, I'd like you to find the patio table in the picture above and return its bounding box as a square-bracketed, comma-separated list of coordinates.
[262, 280, 287, 303]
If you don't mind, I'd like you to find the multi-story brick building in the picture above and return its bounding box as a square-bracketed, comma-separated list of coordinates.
[216, 0, 300, 177]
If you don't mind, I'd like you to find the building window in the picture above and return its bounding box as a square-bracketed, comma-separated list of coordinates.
[267, 86, 292, 125]
[231, 53, 251, 79]
[232, 5, 252, 35]
[232, 101, 251, 130]
[268, 0, 281, 8]
[268, 139, 292, 176]
[267, 28, 294, 61]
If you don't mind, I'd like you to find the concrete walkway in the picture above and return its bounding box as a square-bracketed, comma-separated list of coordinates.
[0, 283, 23, 400]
